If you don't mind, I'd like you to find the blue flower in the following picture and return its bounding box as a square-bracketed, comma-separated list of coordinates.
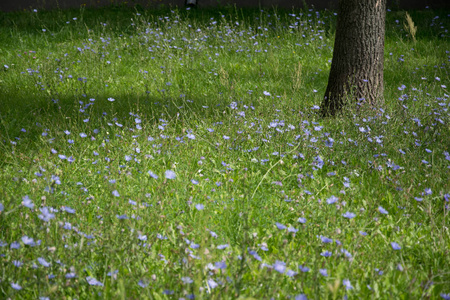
[107, 97, 115, 102]
[341, 248, 352, 258]
[22, 195, 34, 209]
[195, 204, 204, 210]
[86, 276, 103, 286]
[343, 211, 356, 219]
[273, 260, 286, 273]
[288, 226, 298, 233]
[63, 206, 75, 214]
[181, 277, 193, 284]
[321, 251, 332, 257]
[298, 217, 307, 224]
[22, 236, 36, 246]
[343, 279, 353, 290]
[299, 265, 310, 272]
[217, 244, 228, 249]
[148, 170, 158, 179]
[321, 236, 333, 243]
[37, 257, 51, 267]
[112, 190, 120, 197]
[65, 272, 77, 278]
[319, 269, 328, 276]
[391, 242, 401, 250]
[326, 195, 338, 204]
[11, 282, 22, 290]
[10, 241, 20, 249]
[138, 280, 148, 288]
[259, 244, 268, 251]
[157, 234, 168, 240]
[38, 207, 55, 222]
[207, 279, 218, 289]
[276, 222, 286, 230]
[378, 206, 388, 214]
[165, 170, 176, 180]
[13, 260, 23, 267]
[214, 261, 227, 269]
[440, 293, 450, 300]
[286, 270, 298, 277]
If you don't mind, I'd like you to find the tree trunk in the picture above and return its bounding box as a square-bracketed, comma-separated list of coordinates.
[320, 0, 386, 117]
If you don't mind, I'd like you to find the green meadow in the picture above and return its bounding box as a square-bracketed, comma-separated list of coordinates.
[0, 4, 449, 299]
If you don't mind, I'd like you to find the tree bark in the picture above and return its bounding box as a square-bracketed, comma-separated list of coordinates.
[320, 0, 386, 117]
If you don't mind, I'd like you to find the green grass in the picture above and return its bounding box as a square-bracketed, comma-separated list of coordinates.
[0, 5, 449, 299]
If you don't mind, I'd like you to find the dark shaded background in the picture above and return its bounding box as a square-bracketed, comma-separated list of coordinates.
[1, 0, 449, 12]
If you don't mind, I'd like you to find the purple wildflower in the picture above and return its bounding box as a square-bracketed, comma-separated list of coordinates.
[326, 195, 338, 204]
[86, 276, 103, 286]
[165, 170, 176, 180]
[391, 242, 401, 250]
[343, 211, 356, 219]
[343, 279, 353, 290]
[148, 170, 158, 179]
[273, 260, 286, 273]
[22, 195, 34, 209]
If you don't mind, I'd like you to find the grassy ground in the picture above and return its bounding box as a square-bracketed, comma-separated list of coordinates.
[0, 4, 449, 299]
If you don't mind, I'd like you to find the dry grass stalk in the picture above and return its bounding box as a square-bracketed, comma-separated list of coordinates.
[404, 12, 417, 42]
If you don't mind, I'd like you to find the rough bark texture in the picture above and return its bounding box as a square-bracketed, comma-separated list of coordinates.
[320, 0, 386, 117]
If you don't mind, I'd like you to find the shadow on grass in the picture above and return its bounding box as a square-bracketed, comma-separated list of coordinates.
[0, 88, 231, 157]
